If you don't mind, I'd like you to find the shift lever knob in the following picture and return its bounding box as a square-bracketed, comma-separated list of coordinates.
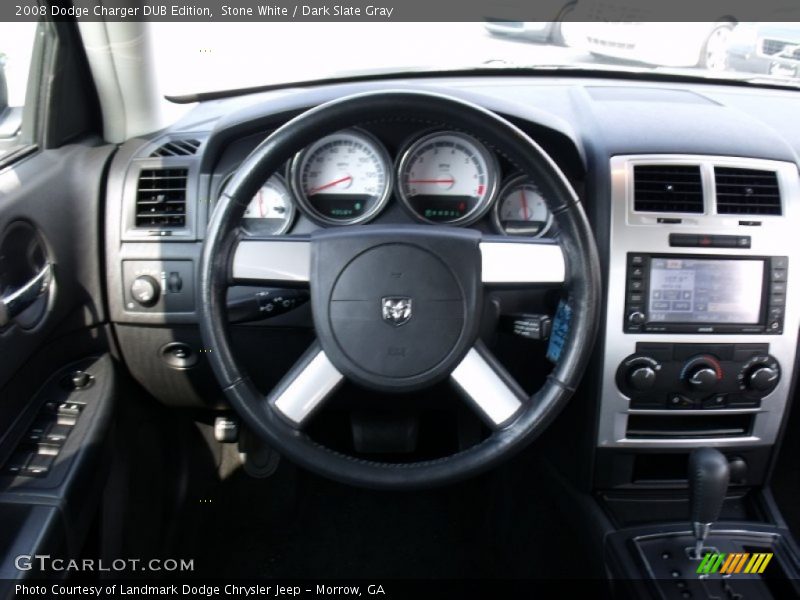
[688, 447, 730, 557]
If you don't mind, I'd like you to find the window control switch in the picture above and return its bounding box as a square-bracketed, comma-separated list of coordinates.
[45, 424, 72, 444]
[57, 402, 82, 420]
[4, 451, 34, 476]
[23, 454, 55, 477]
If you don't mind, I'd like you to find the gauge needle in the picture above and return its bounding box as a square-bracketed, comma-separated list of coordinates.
[308, 175, 352, 195]
[408, 178, 455, 184]
[520, 188, 529, 220]
[258, 190, 265, 217]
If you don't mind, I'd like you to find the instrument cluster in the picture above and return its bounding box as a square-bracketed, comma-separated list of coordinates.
[220, 127, 557, 238]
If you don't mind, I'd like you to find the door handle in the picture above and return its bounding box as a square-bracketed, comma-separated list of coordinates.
[0, 262, 53, 327]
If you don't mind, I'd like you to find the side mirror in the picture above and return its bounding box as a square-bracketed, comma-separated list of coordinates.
[0, 55, 23, 140]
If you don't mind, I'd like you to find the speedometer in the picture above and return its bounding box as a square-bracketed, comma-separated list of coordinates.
[291, 129, 392, 225]
[397, 131, 499, 225]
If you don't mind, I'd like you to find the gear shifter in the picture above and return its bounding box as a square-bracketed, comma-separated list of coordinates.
[688, 447, 730, 559]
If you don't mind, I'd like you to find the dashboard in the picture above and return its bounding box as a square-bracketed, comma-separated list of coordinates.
[104, 74, 800, 490]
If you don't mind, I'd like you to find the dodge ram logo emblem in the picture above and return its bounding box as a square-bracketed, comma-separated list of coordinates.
[381, 297, 412, 326]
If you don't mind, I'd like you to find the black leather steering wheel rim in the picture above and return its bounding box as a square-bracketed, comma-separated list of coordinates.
[199, 90, 601, 489]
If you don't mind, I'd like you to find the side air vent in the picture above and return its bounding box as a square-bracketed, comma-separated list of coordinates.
[135, 168, 188, 227]
[633, 165, 704, 213]
[150, 139, 201, 157]
[715, 167, 782, 215]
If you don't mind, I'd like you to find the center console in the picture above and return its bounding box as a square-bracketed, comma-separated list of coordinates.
[598, 155, 799, 467]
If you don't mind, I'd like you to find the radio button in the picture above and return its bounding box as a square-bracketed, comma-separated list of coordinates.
[771, 256, 788, 269]
[629, 255, 646, 266]
[771, 269, 787, 282]
[770, 294, 785, 307]
[770, 282, 787, 294]
[628, 292, 644, 303]
[768, 307, 784, 320]
[629, 280, 644, 292]
[630, 266, 645, 279]
[628, 311, 646, 326]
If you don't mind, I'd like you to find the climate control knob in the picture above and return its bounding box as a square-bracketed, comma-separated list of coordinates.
[131, 275, 160, 307]
[687, 367, 718, 391]
[617, 355, 661, 395]
[628, 365, 657, 391]
[747, 367, 779, 392]
[738, 355, 781, 395]
[682, 355, 723, 392]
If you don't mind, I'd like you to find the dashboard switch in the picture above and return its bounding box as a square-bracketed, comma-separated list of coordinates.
[131, 275, 160, 307]
[167, 271, 183, 293]
[499, 314, 552, 340]
[214, 416, 239, 443]
[668, 394, 696, 409]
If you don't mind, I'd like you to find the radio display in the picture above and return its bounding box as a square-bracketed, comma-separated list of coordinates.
[647, 258, 764, 324]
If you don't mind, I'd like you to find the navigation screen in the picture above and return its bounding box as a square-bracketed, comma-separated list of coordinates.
[647, 258, 764, 324]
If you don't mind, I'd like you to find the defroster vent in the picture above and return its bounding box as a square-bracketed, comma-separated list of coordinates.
[150, 139, 201, 157]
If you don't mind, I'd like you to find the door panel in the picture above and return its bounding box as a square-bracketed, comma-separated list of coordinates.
[0, 141, 115, 390]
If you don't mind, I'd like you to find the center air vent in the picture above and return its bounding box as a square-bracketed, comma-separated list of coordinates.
[150, 139, 201, 158]
[633, 165, 704, 213]
[136, 168, 188, 227]
[715, 167, 782, 215]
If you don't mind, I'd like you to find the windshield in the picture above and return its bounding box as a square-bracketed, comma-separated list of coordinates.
[152, 22, 800, 97]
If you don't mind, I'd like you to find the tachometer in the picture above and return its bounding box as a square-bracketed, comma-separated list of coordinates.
[291, 129, 392, 225]
[397, 131, 498, 225]
[493, 176, 553, 237]
[241, 173, 296, 235]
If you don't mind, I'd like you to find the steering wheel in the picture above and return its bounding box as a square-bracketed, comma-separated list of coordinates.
[199, 91, 600, 489]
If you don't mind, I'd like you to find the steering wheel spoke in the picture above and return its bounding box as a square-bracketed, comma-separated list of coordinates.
[450, 342, 527, 429]
[480, 239, 565, 285]
[231, 237, 311, 285]
[267, 341, 344, 428]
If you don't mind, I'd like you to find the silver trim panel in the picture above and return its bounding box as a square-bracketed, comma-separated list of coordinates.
[232, 239, 311, 282]
[451, 347, 523, 426]
[480, 241, 565, 284]
[597, 154, 800, 449]
[272, 350, 344, 426]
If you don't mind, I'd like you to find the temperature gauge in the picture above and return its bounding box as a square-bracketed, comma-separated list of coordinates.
[493, 176, 553, 237]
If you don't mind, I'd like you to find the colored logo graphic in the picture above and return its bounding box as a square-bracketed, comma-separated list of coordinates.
[696, 552, 773, 575]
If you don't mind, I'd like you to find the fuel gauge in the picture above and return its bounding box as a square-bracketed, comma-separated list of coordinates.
[240, 173, 296, 235]
[493, 176, 553, 237]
